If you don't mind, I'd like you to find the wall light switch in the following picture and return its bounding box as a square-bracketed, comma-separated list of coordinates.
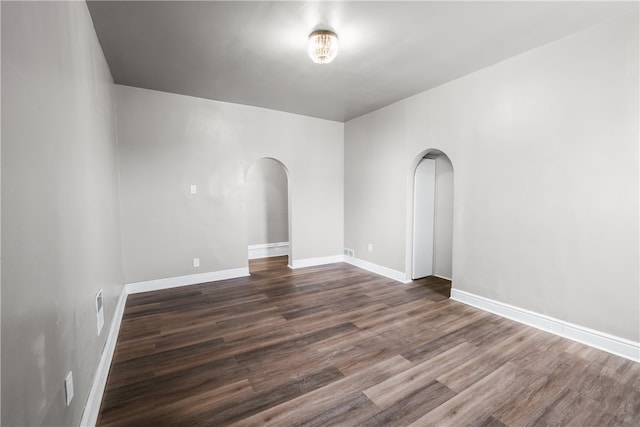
[368, 243, 373, 252]
[190, 184, 197, 194]
[193, 258, 200, 268]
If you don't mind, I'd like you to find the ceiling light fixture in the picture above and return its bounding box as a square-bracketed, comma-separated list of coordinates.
[308, 30, 338, 64]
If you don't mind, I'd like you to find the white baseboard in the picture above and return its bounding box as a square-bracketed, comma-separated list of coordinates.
[451, 289, 640, 363]
[125, 267, 250, 294]
[81, 266, 252, 425]
[248, 242, 289, 259]
[289, 255, 345, 269]
[286, 255, 410, 286]
[344, 256, 410, 284]
[80, 286, 128, 427]
[434, 274, 452, 281]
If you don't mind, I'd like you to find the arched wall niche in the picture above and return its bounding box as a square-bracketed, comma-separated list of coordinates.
[406, 149, 454, 282]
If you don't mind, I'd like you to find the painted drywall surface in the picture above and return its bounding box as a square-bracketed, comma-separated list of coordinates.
[116, 85, 343, 283]
[1, 2, 124, 426]
[247, 158, 289, 246]
[434, 156, 454, 279]
[345, 12, 639, 341]
[412, 158, 436, 278]
[345, 105, 409, 270]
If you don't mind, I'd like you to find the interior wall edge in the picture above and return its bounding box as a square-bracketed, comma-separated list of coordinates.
[289, 255, 345, 269]
[80, 286, 128, 427]
[344, 256, 411, 284]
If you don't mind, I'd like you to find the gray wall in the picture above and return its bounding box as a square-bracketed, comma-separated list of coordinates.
[1, 2, 124, 426]
[434, 155, 453, 279]
[345, 12, 639, 341]
[116, 85, 344, 283]
[247, 158, 289, 246]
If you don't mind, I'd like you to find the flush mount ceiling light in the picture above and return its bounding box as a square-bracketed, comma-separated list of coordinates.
[308, 30, 338, 64]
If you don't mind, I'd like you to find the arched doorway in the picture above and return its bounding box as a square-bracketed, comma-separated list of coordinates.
[411, 150, 454, 281]
[246, 158, 291, 273]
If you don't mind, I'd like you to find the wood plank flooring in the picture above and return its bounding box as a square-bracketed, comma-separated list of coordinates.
[97, 259, 640, 426]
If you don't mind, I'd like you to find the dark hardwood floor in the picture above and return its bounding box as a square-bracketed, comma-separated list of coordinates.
[97, 259, 640, 426]
[248, 255, 290, 274]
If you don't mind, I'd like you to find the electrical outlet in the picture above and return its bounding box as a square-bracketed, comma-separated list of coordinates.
[96, 289, 104, 336]
[190, 184, 197, 194]
[368, 243, 373, 252]
[193, 258, 200, 267]
[64, 371, 74, 406]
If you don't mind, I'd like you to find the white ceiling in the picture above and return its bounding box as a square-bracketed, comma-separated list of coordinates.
[86, 1, 637, 122]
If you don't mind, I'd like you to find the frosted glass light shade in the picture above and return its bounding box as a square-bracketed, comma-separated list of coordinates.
[308, 30, 338, 64]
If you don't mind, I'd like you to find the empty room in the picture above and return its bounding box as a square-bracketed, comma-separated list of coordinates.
[2, 1, 639, 426]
